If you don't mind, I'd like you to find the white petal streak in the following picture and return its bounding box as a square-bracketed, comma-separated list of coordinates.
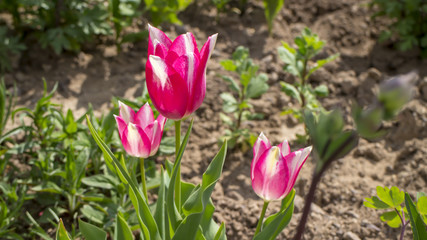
[149, 56, 169, 89]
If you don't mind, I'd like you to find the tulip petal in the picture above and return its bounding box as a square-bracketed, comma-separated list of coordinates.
[282, 146, 312, 197]
[251, 132, 271, 179]
[144, 120, 163, 156]
[278, 139, 291, 157]
[122, 123, 151, 158]
[114, 115, 127, 139]
[118, 101, 136, 124]
[252, 147, 289, 201]
[148, 24, 172, 56]
[146, 56, 189, 120]
[166, 32, 199, 62]
[135, 103, 154, 129]
[188, 33, 217, 114]
[156, 114, 167, 131]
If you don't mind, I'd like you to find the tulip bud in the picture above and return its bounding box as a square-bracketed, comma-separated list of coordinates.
[251, 133, 312, 201]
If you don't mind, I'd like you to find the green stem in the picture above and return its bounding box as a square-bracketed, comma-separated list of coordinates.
[254, 201, 270, 236]
[140, 157, 148, 201]
[174, 120, 182, 212]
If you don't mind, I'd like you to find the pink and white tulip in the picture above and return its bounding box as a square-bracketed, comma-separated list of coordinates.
[114, 101, 167, 158]
[251, 133, 312, 201]
[145, 24, 218, 120]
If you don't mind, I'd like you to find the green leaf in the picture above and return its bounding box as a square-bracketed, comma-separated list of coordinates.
[364, 196, 391, 209]
[305, 54, 339, 80]
[280, 82, 301, 103]
[81, 205, 105, 225]
[417, 196, 427, 225]
[314, 85, 329, 97]
[221, 75, 240, 93]
[220, 60, 237, 71]
[263, 0, 285, 33]
[114, 212, 134, 240]
[405, 193, 427, 239]
[82, 174, 118, 189]
[56, 219, 71, 240]
[254, 190, 295, 240]
[380, 211, 402, 228]
[220, 93, 238, 113]
[166, 120, 193, 231]
[213, 222, 226, 240]
[246, 73, 269, 99]
[172, 141, 227, 240]
[121, 30, 148, 43]
[377, 186, 405, 208]
[79, 219, 107, 240]
[154, 168, 167, 240]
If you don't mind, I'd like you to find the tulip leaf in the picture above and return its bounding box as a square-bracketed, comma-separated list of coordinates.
[263, 0, 285, 33]
[166, 120, 193, 231]
[79, 219, 107, 240]
[213, 222, 226, 240]
[86, 116, 158, 240]
[405, 193, 427, 240]
[376, 186, 405, 209]
[56, 219, 71, 240]
[172, 141, 227, 240]
[154, 167, 167, 240]
[254, 190, 295, 240]
[114, 212, 134, 240]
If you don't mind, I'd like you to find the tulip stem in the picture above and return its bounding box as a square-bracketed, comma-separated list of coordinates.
[254, 200, 269, 236]
[140, 158, 148, 201]
[174, 120, 182, 212]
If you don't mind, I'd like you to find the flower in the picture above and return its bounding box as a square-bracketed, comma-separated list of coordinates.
[145, 24, 218, 120]
[251, 133, 312, 201]
[114, 101, 167, 158]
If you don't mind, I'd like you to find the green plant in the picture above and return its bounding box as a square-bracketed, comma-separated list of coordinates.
[277, 27, 338, 140]
[364, 186, 427, 240]
[144, 0, 193, 26]
[219, 46, 269, 149]
[370, 0, 427, 57]
[263, 0, 285, 34]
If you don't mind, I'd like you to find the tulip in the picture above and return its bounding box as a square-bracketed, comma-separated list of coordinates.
[145, 24, 218, 120]
[114, 101, 167, 158]
[251, 133, 312, 201]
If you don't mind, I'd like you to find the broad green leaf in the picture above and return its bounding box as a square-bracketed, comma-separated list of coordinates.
[380, 211, 402, 228]
[405, 193, 427, 239]
[220, 93, 238, 113]
[56, 219, 71, 240]
[364, 196, 391, 209]
[417, 196, 427, 225]
[82, 174, 118, 189]
[263, 0, 285, 33]
[280, 82, 301, 103]
[220, 60, 237, 72]
[377, 186, 405, 208]
[81, 205, 105, 225]
[254, 190, 295, 240]
[114, 212, 134, 240]
[314, 85, 329, 97]
[172, 141, 227, 240]
[277, 44, 299, 77]
[246, 73, 269, 99]
[79, 219, 107, 240]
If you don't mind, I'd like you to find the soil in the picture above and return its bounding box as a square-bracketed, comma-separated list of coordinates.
[3, 0, 427, 239]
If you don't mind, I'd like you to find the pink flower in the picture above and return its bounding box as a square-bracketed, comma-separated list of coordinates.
[251, 133, 312, 201]
[114, 101, 167, 158]
[145, 24, 218, 120]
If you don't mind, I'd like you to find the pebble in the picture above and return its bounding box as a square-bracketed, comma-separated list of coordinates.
[343, 231, 361, 240]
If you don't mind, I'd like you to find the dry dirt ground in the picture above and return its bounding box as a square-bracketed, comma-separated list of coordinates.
[3, 0, 427, 239]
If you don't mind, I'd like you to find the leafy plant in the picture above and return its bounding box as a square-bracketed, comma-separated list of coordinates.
[144, 0, 193, 26]
[364, 186, 427, 240]
[278, 27, 338, 125]
[219, 46, 269, 149]
[370, 0, 427, 57]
